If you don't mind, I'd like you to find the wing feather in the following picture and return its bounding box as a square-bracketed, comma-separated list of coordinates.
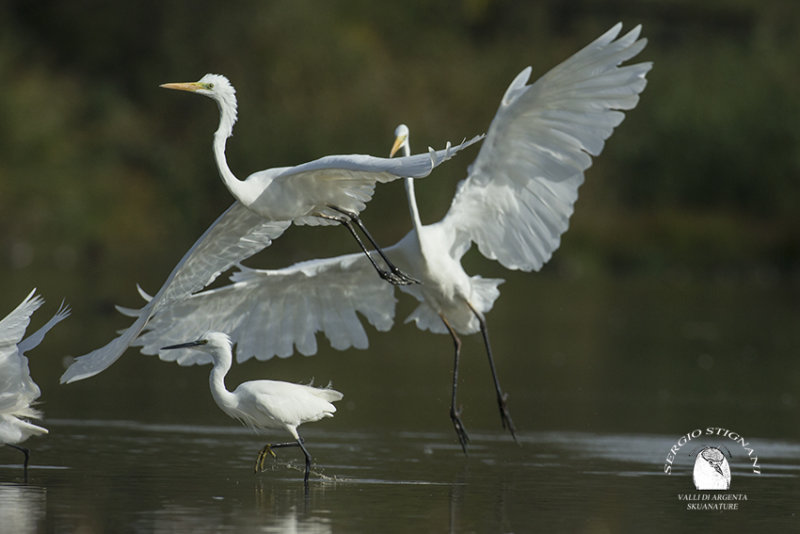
[280, 136, 484, 224]
[442, 23, 651, 270]
[135, 253, 396, 365]
[60, 202, 290, 382]
[0, 291, 66, 423]
[0, 290, 41, 348]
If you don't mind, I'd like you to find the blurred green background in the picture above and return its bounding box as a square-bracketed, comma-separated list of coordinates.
[1, 1, 798, 436]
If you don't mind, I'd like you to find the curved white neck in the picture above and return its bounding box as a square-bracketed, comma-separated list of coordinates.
[212, 101, 250, 205]
[213, 130, 244, 190]
[209, 356, 238, 413]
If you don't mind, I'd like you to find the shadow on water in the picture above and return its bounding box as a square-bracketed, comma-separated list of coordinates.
[2, 419, 799, 532]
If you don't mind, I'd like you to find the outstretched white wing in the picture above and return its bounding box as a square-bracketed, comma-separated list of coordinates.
[60, 202, 291, 383]
[0, 290, 41, 349]
[18, 301, 71, 356]
[273, 135, 484, 224]
[0, 290, 64, 417]
[134, 252, 396, 366]
[442, 23, 651, 269]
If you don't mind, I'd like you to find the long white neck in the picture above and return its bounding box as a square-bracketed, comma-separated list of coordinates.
[211, 100, 249, 204]
[208, 352, 238, 414]
[404, 177, 424, 232]
[401, 143, 424, 233]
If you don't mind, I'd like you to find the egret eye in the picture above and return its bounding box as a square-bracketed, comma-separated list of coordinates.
[207, 83, 215, 89]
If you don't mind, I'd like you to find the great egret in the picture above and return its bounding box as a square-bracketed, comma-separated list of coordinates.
[161, 73, 482, 285]
[1, 290, 70, 475]
[389, 23, 650, 449]
[161, 332, 342, 485]
[119, 23, 651, 450]
[59, 90, 478, 385]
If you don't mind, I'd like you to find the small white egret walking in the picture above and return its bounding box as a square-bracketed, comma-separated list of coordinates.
[161, 73, 481, 285]
[118, 23, 651, 450]
[59, 82, 478, 385]
[161, 332, 342, 485]
[1, 290, 70, 475]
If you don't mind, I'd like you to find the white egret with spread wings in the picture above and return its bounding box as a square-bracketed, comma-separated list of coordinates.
[1, 290, 70, 475]
[59, 81, 477, 384]
[160, 74, 481, 285]
[123, 24, 651, 450]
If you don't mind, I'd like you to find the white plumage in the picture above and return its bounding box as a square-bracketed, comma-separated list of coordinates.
[59, 75, 478, 385]
[161, 332, 342, 485]
[136, 253, 395, 364]
[118, 24, 651, 449]
[161, 73, 481, 284]
[1, 289, 70, 474]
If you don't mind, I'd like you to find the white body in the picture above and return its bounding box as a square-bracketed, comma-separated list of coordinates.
[216, 379, 341, 441]
[0, 290, 70, 447]
[388, 219, 501, 335]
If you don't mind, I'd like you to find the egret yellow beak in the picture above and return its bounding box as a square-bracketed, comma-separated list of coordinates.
[390, 133, 407, 157]
[160, 81, 204, 92]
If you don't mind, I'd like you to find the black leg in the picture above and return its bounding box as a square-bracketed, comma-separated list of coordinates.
[327, 206, 419, 286]
[335, 207, 419, 284]
[440, 315, 470, 453]
[336, 216, 397, 282]
[7, 444, 30, 478]
[467, 302, 518, 443]
[296, 437, 313, 487]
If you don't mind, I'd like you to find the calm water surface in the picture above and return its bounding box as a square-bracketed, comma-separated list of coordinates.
[1, 420, 798, 532]
[3, 277, 799, 531]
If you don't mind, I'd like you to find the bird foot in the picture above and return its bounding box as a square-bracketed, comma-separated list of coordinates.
[450, 406, 470, 453]
[254, 444, 278, 473]
[377, 267, 419, 286]
[497, 392, 519, 444]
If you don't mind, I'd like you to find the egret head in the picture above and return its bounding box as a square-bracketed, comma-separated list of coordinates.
[161, 73, 235, 98]
[161, 74, 238, 127]
[390, 124, 410, 157]
[161, 331, 233, 365]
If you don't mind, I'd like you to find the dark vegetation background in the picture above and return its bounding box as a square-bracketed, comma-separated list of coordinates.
[0, 0, 797, 435]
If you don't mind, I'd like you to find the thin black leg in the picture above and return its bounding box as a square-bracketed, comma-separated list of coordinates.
[466, 302, 518, 443]
[327, 206, 418, 285]
[296, 437, 313, 487]
[335, 216, 394, 281]
[440, 315, 470, 453]
[336, 207, 419, 284]
[7, 444, 30, 478]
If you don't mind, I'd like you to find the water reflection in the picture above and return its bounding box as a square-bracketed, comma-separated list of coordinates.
[0, 483, 46, 533]
[2, 419, 798, 532]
